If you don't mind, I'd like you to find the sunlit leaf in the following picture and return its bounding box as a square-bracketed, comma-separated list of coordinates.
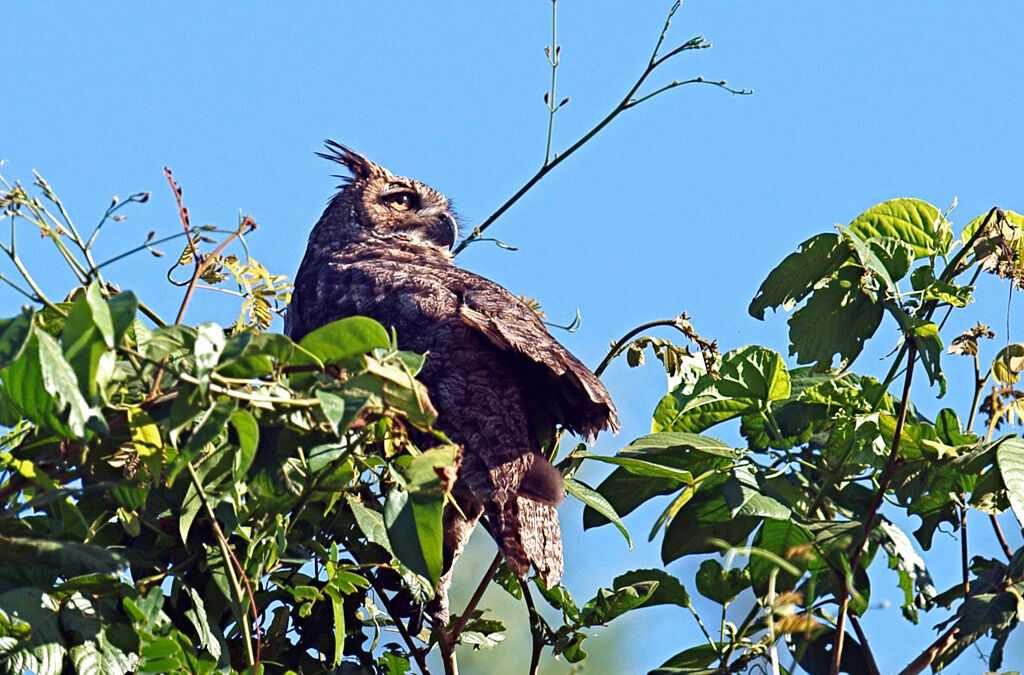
[749, 233, 849, 320]
[848, 198, 940, 259]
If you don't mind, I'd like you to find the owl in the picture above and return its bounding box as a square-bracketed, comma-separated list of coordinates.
[286, 141, 619, 622]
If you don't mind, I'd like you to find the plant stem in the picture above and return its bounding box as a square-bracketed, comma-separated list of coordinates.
[544, 0, 559, 166]
[453, 4, 747, 255]
[832, 342, 917, 675]
[849, 615, 880, 675]
[447, 552, 503, 640]
[184, 462, 256, 669]
[370, 577, 430, 675]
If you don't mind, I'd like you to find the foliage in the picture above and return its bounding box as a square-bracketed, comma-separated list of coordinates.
[3, 4, 1024, 675]
[583, 199, 1024, 674]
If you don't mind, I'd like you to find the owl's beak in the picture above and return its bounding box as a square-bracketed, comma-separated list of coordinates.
[438, 211, 458, 250]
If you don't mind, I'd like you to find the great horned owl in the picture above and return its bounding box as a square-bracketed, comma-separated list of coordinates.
[286, 141, 619, 620]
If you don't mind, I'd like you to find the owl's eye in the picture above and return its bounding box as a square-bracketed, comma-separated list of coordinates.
[382, 192, 420, 212]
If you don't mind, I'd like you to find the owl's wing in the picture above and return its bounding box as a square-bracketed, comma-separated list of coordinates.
[455, 270, 619, 439]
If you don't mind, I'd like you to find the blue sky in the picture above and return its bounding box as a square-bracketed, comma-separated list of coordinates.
[5, 2, 1024, 673]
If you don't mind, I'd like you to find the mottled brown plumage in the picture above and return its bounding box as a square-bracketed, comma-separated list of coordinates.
[286, 141, 618, 620]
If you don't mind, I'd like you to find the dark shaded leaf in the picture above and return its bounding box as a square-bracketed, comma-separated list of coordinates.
[694, 559, 750, 605]
[565, 477, 632, 549]
[749, 233, 850, 320]
[0, 308, 33, 370]
[613, 569, 689, 608]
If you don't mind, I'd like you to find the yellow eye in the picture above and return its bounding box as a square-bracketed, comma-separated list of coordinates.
[383, 192, 419, 212]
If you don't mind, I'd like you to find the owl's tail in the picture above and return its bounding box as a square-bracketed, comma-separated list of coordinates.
[490, 497, 564, 588]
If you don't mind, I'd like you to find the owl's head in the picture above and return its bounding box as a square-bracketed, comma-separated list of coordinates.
[315, 140, 459, 251]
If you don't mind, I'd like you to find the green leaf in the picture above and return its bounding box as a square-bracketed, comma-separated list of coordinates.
[662, 480, 759, 563]
[749, 233, 849, 320]
[346, 495, 392, 554]
[749, 520, 814, 594]
[0, 308, 33, 370]
[788, 265, 884, 369]
[180, 584, 222, 661]
[997, 437, 1024, 529]
[0, 537, 127, 576]
[0, 587, 66, 675]
[992, 344, 1024, 385]
[324, 586, 346, 666]
[296, 316, 390, 365]
[848, 198, 941, 259]
[565, 477, 632, 549]
[716, 345, 791, 403]
[128, 407, 164, 482]
[167, 399, 237, 484]
[722, 467, 791, 519]
[61, 282, 116, 400]
[3, 329, 107, 438]
[962, 208, 1024, 243]
[625, 432, 741, 459]
[884, 302, 946, 395]
[193, 322, 226, 392]
[383, 487, 444, 586]
[878, 519, 936, 623]
[229, 408, 259, 477]
[653, 644, 722, 673]
[315, 390, 347, 437]
[695, 559, 751, 605]
[574, 451, 694, 483]
[612, 569, 690, 608]
[580, 583, 658, 624]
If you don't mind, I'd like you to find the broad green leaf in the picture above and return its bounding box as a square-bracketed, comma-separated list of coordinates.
[580, 583, 657, 624]
[180, 583, 222, 661]
[624, 432, 741, 459]
[867, 235, 914, 285]
[878, 519, 936, 623]
[167, 399, 237, 484]
[652, 644, 722, 673]
[997, 437, 1024, 529]
[749, 520, 814, 594]
[662, 480, 759, 563]
[400, 445, 459, 493]
[296, 316, 390, 365]
[0, 587, 66, 675]
[788, 266, 884, 369]
[848, 198, 940, 259]
[694, 559, 751, 605]
[193, 322, 226, 392]
[106, 291, 138, 344]
[128, 407, 164, 482]
[383, 487, 444, 586]
[716, 345, 791, 403]
[574, 451, 694, 483]
[613, 569, 690, 608]
[0, 308, 33, 370]
[229, 408, 259, 477]
[992, 343, 1024, 385]
[0, 537, 126, 576]
[315, 390, 347, 436]
[61, 283, 117, 400]
[565, 477, 632, 549]
[962, 208, 1024, 243]
[346, 496, 392, 554]
[954, 592, 1018, 635]
[653, 374, 758, 433]
[722, 467, 790, 519]
[3, 329, 107, 439]
[749, 233, 849, 320]
[363, 356, 437, 429]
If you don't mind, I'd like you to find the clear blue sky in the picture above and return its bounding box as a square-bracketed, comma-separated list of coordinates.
[4, 2, 1024, 673]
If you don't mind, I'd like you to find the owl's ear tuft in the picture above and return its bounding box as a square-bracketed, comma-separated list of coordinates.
[317, 140, 374, 181]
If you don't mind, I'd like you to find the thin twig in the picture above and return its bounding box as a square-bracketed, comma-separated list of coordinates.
[848, 615, 881, 675]
[370, 578, 430, 675]
[453, 3, 748, 255]
[959, 504, 969, 597]
[990, 513, 1014, 560]
[520, 581, 545, 675]
[184, 462, 256, 669]
[447, 552, 503, 639]
[832, 342, 917, 675]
